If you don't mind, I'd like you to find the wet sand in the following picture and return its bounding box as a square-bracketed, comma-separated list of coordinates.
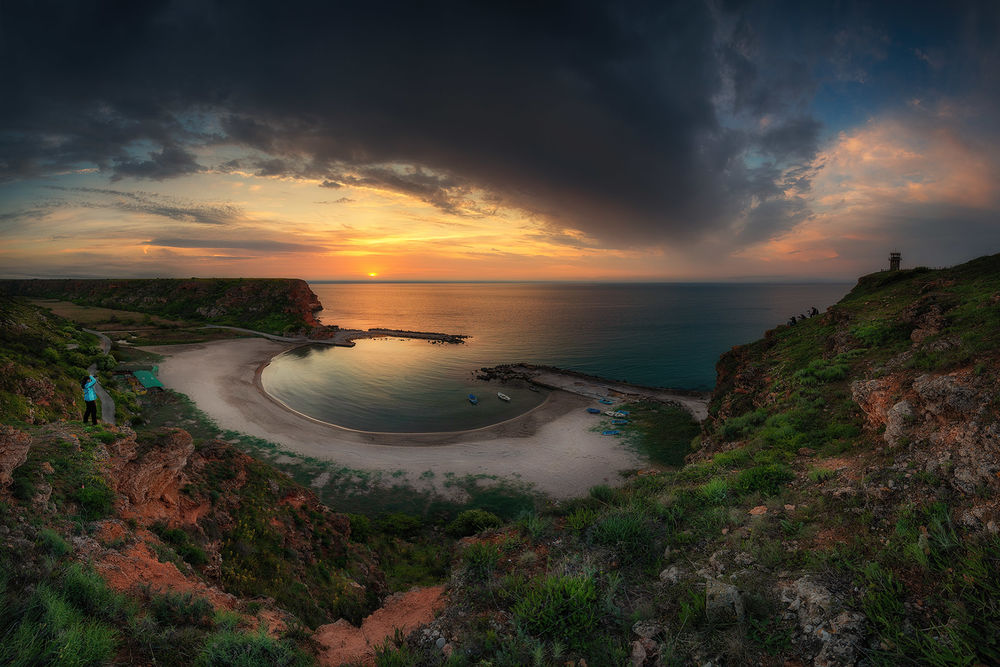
[145, 338, 650, 498]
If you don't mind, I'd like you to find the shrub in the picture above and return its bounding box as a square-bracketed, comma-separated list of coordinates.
[794, 358, 849, 386]
[589, 485, 618, 504]
[463, 542, 501, 579]
[720, 409, 767, 440]
[74, 476, 114, 520]
[700, 478, 730, 505]
[60, 563, 135, 623]
[374, 513, 422, 537]
[151, 591, 214, 627]
[38, 528, 71, 557]
[347, 514, 372, 542]
[0, 584, 118, 666]
[592, 510, 651, 560]
[512, 575, 599, 650]
[446, 509, 503, 537]
[736, 464, 794, 496]
[195, 629, 309, 667]
[808, 467, 836, 483]
[517, 511, 550, 540]
[851, 320, 906, 347]
[150, 522, 208, 566]
[566, 507, 600, 531]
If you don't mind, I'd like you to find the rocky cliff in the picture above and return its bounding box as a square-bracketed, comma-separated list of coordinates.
[0, 277, 323, 333]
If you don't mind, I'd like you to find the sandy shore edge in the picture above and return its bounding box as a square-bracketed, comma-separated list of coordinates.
[145, 338, 660, 497]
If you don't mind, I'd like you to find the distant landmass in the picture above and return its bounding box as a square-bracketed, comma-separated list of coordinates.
[0, 277, 324, 334]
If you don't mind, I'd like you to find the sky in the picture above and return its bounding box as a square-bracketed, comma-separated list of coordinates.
[1, 0, 999, 281]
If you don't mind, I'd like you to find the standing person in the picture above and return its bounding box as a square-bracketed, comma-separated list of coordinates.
[81, 375, 98, 425]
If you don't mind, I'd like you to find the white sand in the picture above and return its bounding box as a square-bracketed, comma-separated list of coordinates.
[146, 338, 647, 498]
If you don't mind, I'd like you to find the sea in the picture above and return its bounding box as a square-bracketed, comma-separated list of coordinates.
[259, 282, 851, 432]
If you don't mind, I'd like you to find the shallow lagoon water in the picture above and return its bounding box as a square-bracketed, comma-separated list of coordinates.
[261, 338, 547, 432]
[260, 282, 851, 432]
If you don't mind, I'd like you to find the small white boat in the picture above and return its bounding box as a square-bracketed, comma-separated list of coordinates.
[497, 392, 511, 402]
[604, 410, 627, 418]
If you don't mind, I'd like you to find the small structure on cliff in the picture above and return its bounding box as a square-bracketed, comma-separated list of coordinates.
[889, 251, 901, 271]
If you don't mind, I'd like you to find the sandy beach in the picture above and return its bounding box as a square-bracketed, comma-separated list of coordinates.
[146, 338, 670, 498]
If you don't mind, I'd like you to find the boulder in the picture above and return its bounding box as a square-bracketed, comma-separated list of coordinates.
[704, 578, 744, 622]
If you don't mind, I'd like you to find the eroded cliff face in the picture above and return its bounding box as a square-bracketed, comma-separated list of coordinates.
[700, 257, 1000, 533]
[1, 422, 386, 632]
[852, 368, 1000, 528]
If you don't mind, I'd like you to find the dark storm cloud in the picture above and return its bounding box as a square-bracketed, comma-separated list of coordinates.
[1, 0, 995, 247]
[111, 145, 201, 181]
[759, 118, 822, 162]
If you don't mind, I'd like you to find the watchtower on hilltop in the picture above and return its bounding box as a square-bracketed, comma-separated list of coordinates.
[889, 251, 901, 271]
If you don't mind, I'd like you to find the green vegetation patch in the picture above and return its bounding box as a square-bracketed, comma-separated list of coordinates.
[512, 574, 600, 651]
[618, 401, 701, 466]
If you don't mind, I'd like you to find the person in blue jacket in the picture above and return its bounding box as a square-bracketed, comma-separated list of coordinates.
[81, 375, 98, 425]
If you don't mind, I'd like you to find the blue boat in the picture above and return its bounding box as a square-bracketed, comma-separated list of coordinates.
[586, 407, 601, 414]
[598, 398, 614, 404]
[602, 430, 621, 436]
[617, 410, 630, 416]
[612, 419, 629, 425]
[468, 394, 479, 405]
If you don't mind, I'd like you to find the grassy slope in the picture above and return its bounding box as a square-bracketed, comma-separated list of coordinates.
[0, 302, 377, 664]
[375, 254, 1000, 666]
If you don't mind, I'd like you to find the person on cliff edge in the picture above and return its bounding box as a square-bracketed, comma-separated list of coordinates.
[81, 374, 99, 425]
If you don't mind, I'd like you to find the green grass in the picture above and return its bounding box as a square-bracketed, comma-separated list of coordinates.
[511, 574, 600, 651]
[619, 402, 701, 466]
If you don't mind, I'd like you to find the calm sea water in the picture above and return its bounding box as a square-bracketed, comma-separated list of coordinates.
[260, 282, 851, 432]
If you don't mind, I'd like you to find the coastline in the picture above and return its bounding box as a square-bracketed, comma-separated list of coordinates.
[143, 338, 664, 498]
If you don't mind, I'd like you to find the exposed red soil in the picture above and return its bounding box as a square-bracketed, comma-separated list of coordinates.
[313, 586, 447, 667]
[94, 541, 237, 610]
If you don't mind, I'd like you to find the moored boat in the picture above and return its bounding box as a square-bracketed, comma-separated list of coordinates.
[598, 398, 614, 404]
[497, 392, 511, 401]
[468, 394, 479, 405]
[602, 430, 621, 436]
[604, 410, 627, 418]
[586, 407, 602, 414]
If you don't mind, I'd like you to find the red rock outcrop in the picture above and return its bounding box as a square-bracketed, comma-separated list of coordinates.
[0, 425, 31, 486]
[105, 428, 206, 525]
[852, 367, 1000, 500]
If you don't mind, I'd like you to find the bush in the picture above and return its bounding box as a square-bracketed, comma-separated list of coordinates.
[374, 513, 422, 537]
[60, 563, 135, 623]
[589, 485, 618, 504]
[463, 542, 501, 579]
[38, 528, 71, 557]
[150, 591, 214, 627]
[516, 511, 550, 540]
[347, 514, 372, 542]
[700, 478, 730, 505]
[736, 464, 794, 496]
[195, 629, 310, 667]
[592, 510, 651, 560]
[0, 584, 118, 666]
[150, 522, 208, 566]
[446, 509, 503, 537]
[794, 358, 848, 386]
[720, 409, 768, 440]
[74, 476, 114, 520]
[566, 507, 600, 531]
[512, 575, 599, 650]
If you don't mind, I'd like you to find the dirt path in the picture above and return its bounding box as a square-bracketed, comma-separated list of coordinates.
[313, 586, 447, 666]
